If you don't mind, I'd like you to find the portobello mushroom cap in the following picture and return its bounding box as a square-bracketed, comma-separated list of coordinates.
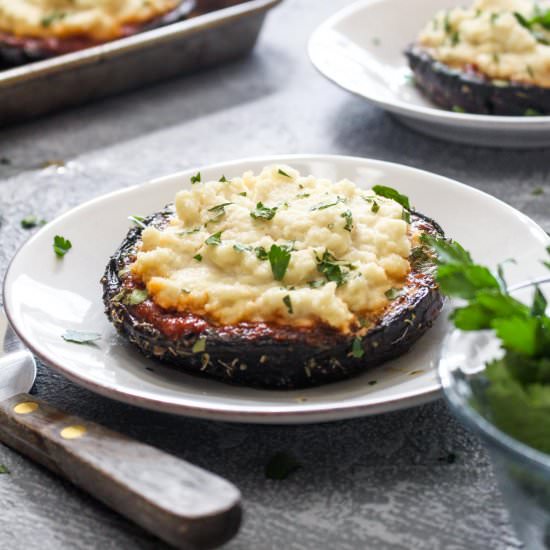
[101, 207, 444, 389]
[0, 0, 195, 65]
[406, 44, 550, 116]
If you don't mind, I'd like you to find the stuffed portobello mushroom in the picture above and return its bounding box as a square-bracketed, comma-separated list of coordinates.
[102, 165, 444, 389]
[406, 0, 550, 115]
[0, 0, 195, 64]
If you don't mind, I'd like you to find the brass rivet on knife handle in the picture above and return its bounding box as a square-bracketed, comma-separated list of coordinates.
[13, 401, 39, 414]
[60, 425, 87, 439]
[0, 393, 241, 549]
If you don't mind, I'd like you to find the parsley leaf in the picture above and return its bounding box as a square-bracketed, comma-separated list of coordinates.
[315, 250, 354, 287]
[283, 295, 293, 314]
[122, 289, 148, 305]
[205, 231, 223, 246]
[21, 215, 46, 229]
[255, 246, 269, 260]
[192, 337, 207, 353]
[385, 288, 404, 300]
[190, 172, 201, 184]
[233, 243, 252, 253]
[53, 235, 72, 257]
[251, 202, 278, 221]
[265, 452, 301, 480]
[268, 244, 291, 281]
[351, 337, 364, 358]
[0, 464, 9, 474]
[341, 210, 353, 232]
[41, 11, 66, 27]
[219, 175, 228, 182]
[62, 330, 101, 344]
[310, 197, 345, 211]
[208, 202, 233, 213]
[278, 169, 292, 178]
[193, 254, 202, 262]
[128, 215, 146, 229]
[372, 185, 410, 210]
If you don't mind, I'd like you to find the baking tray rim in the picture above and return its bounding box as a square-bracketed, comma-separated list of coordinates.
[0, 0, 281, 89]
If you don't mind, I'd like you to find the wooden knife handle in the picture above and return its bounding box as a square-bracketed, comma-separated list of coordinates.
[0, 393, 241, 550]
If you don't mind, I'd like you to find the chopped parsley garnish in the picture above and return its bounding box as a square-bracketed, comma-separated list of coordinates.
[233, 243, 252, 253]
[255, 246, 269, 260]
[53, 235, 72, 257]
[296, 193, 310, 199]
[181, 289, 191, 294]
[192, 337, 206, 353]
[238, 191, 247, 196]
[251, 202, 278, 221]
[452, 105, 465, 113]
[450, 31, 460, 46]
[268, 244, 291, 281]
[372, 185, 410, 210]
[308, 280, 326, 288]
[443, 12, 451, 33]
[62, 330, 101, 344]
[278, 169, 292, 178]
[525, 108, 542, 116]
[265, 452, 301, 480]
[315, 250, 354, 287]
[402, 210, 411, 224]
[310, 197, 345, 211]
[371, 200, 380, 213]
[514, 10, 550, 44]
[208, 202, 233, 213]
[0, 465, 9, 474]
[219, 175, 228, 182]
[490, 12, 499, 25]
[41, 11, 66, 27]
[341, 210, 353, 232]
[532, 187, 545, 196]
[283, 295, 293, 314]
[526, 65, 535, 78]
[179, 227, 201, 235]
[21, 215, 46, 229]
[351, 337, 364, 358]
[122, 289, 148, 306]
[190, 172, 201, 184]
[128, 215, 146, 228]
[205, 231, 223, 246]
[410, 245, 435, 272]
[193, 254, 202, 262]
[385, 288, 404, 300]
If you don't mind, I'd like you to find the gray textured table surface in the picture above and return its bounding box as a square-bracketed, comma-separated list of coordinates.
[1, 0, 549, 548]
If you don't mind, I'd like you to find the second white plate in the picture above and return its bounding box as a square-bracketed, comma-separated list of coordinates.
[4, 155, 549, 423]
[308, 0, 550, 148]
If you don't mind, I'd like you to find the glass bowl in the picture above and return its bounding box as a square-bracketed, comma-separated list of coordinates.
[439, 283, 550, 549]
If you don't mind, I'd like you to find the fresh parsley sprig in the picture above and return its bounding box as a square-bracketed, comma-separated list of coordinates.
[423, 234, 550, 358]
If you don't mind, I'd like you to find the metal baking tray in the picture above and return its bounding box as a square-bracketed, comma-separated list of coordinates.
[0, 0, 280, 125]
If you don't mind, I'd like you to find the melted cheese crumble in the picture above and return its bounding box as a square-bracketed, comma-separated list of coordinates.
[131, 165, 413, 332]
[0, 0, 179, 41]
[418, 0, 550, 87]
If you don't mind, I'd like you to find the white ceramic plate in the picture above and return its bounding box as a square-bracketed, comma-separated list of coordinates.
[308, 0, 550, 148]
[4, 155, 549, 423]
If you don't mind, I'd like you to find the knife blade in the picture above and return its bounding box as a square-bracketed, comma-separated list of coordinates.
[0, 310, 241, 549]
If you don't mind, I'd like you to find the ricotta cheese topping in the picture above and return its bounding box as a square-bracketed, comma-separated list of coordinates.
[0, 0, 179, 41]
[131, 165, 414, 332]
[418, 0, 550, 88]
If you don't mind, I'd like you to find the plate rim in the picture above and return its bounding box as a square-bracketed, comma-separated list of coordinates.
[4, 153, 548, 423]
[308, 0, 550, 129]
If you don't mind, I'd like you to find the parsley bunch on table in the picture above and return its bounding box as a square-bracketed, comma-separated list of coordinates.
[423, 234, 550, 452]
